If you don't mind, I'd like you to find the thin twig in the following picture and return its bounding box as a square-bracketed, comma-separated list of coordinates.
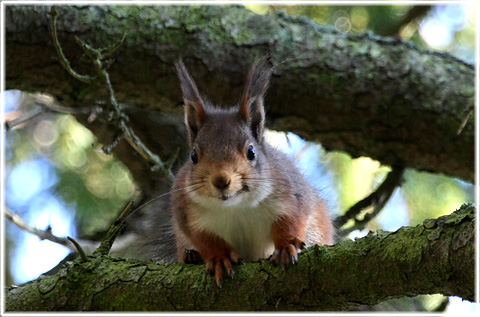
[67, 236, 87, 262]
[5, 206, 140, 257]
[5, 106, 44, 131]
[47, 7, 176, 179]
[101, 131, 124, 155]
[121, 121, 174, 179]
[93, 201, 135, 256]
[334, 166, 406, 236]
[99, 32, 127, 58]
[70, 27, 174, 179]
[6, 208, 75, 252]
[5, 101, 102, 131]
[48, 6, 95, 84]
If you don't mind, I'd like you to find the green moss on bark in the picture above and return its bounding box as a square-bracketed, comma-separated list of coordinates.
[5, 205, 475, 311]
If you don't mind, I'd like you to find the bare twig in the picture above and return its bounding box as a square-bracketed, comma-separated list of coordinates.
[93, 201, 135, 256]
[5, 206, 140, 257]
[74, 32, 126, 60]
[76, 34, 174, 178]
[48, 7, 175, 180]
[334, 166, 406, 236]
[101, 131, 124, 155]
[4, 106, 44, 131]
[48, 6, 95, 84]
[5, 100, 102, 131]
[5, 208, 74, 250]
[121, 121, 174, 179]
[67, 236, 87, 262]
[5, 208, 98, 261]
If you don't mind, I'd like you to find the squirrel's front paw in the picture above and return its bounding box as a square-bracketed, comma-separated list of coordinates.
[205, 251, 243, 288]
[269, 237, 306, 269]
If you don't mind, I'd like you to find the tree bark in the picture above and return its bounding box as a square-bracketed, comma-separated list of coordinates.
[5, 204, 475, 311]
[5, 5, 475, 185]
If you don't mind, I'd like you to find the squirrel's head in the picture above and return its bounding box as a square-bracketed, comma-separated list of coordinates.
[175, 59, 273, 208]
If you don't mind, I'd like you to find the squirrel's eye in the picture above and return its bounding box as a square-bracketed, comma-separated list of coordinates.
[191, 149, 199, 164]
[246, 145, 256, 161]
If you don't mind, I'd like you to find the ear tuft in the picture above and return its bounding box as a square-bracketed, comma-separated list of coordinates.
[240, 58, 272, 143]
[175, 60, 206, 145]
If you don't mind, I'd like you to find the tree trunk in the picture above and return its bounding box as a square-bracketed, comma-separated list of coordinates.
[5, 5, 475, 186]
[5, 204, 475, 311]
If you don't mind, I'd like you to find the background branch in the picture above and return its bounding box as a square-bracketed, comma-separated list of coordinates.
[5, 100, 102, 131]
[5, 208, 96, 254]
[335, 167, 406, 234]
[381, 6, 432, 36]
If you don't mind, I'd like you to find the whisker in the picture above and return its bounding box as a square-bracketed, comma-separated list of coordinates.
[184, 184, 206, 196]
[124, 183, 206, 221]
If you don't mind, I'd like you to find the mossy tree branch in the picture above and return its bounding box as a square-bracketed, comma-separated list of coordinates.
[5, 5, 475, 185]
[5, 204, 475, 311]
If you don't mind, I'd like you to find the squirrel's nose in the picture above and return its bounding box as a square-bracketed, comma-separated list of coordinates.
[213, 175, 231, 190]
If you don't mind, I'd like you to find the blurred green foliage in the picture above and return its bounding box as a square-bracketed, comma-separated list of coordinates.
[6, 94, 136, 238]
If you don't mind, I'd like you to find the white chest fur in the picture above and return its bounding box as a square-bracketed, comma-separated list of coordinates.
[190, 195, 280, 261]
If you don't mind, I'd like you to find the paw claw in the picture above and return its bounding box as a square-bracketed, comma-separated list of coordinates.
[294, 237, 306, 250]
[291, 255, 297, 265]
[205, 252, 242, 288]
[229, 251, 243, 264]
[270, 240, 303, 269]
[269, 249, 280, 266]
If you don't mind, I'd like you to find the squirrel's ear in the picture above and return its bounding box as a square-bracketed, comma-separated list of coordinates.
[175, 60, 206, 145]
[240, 58, 272, 144]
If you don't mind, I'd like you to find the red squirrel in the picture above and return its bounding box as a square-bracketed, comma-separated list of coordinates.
[171, 59, 334, 287]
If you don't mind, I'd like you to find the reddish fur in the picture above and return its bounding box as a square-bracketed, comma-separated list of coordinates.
[189, 229, 232, 262]
[239, 97, 249, 122]
[192, 101, 206, 126]
[272, 212, 307, 250]
[184, 228, 242, 287]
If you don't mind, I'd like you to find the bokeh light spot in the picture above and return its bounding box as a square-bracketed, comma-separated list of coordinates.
[33, 119, 59, 147]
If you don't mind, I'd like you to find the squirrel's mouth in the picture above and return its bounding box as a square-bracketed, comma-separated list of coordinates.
[219, 191, 240, 201]
[217, 185, 249, 201]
